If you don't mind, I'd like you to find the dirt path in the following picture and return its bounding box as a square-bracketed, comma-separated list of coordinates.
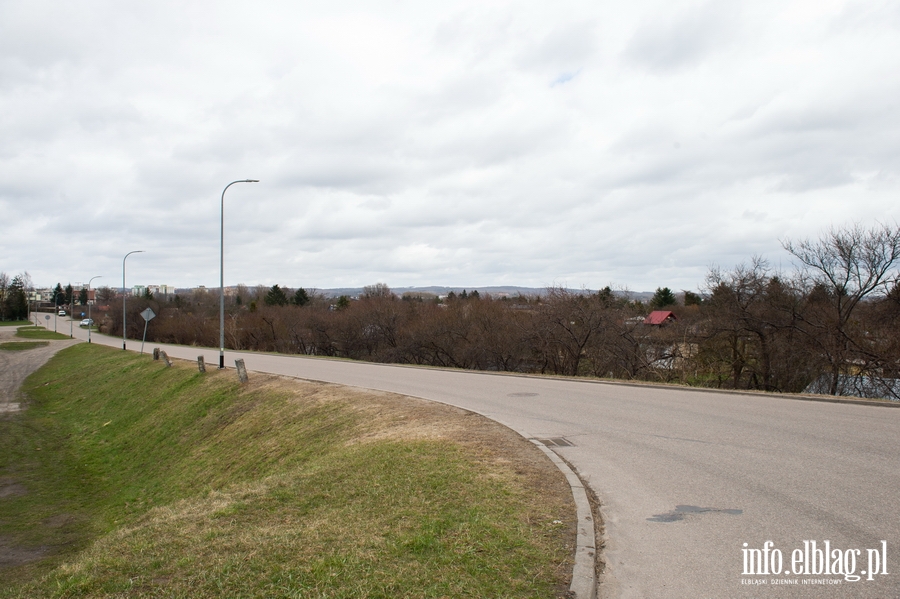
[1, 326, 81, 570]
[0, 327, 79, 414]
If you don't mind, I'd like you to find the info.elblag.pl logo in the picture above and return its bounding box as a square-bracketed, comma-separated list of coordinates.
[741, 541, 889, 584]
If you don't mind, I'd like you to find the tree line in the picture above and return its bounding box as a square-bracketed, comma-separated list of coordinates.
[95, 223, 900, 399]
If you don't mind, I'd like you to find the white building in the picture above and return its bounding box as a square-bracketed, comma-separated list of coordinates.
[130, 284, 173, 297]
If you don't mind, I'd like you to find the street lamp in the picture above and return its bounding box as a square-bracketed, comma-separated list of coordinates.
[87, 275, 101, 344]
[123, 251, 144, 350]
[220, 179, 258, 369]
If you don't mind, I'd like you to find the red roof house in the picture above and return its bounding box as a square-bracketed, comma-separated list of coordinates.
[643, 310, 677, 326]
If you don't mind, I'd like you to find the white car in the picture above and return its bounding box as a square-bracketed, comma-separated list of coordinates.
[80, 318, 94, 327]
[58, 310, 66, 316]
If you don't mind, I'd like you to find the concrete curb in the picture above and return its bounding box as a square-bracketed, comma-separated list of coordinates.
[530, 440, 597, 599]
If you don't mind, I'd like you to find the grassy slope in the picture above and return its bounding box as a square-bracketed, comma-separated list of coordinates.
[0, 344, 574, 598]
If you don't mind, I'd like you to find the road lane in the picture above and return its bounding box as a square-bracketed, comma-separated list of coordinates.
[55, 316, 900, 598]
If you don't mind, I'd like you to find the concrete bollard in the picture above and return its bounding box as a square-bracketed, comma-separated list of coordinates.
[159, 350, 172, 367]
[153, 348, 160, 361]
[235, 359, 249, 383]
[197, 356, 206, 373]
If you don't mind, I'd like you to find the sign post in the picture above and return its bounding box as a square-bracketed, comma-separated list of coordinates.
[140, 308, 156, 355]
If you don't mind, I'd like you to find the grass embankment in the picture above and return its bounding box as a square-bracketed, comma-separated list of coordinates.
[0, 344, 575, 598]
[15, 327, 70, 341]
[0, 321, 31, 327]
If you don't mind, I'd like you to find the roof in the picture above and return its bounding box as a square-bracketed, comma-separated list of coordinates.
[643, 310, 677, 325]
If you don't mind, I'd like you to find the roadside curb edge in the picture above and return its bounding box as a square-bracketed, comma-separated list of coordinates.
[531, 440, 597, 599]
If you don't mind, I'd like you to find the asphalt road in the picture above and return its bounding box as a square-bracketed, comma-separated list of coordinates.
[52, 315, 900, 598]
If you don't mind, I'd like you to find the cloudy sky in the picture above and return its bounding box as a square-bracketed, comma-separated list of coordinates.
[2, 0, 898, 293]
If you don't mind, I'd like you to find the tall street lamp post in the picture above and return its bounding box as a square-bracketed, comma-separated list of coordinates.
[123, 251, 144, 350]
[220, 179, 259, 369]
[87, 275, 101, 344]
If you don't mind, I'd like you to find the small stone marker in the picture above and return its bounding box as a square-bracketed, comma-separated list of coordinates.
[153, 348, 160, 360]
[235, 359, 249, 383]
[159, 350, 172, 367]
[197, 355, 206, 372]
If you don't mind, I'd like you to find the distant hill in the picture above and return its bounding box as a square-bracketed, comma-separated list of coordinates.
[317, 286, 659, 301]
[174, 285, 659, 302]
[321, 286, 546, 298]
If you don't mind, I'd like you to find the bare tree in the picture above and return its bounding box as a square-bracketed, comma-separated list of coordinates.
[704, 258, 813, 392]
[234, 284, 252, 306]
[96, 286, 115, 303]
[529, 288, 606, 376]
[784, 222, 900, 394]
[362, 282, 394, 299]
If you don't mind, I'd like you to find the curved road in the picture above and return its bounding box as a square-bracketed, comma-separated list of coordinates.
[52, 316, 899, 598]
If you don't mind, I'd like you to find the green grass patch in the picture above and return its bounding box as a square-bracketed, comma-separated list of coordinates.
[0, 320, 31, 327]
[0, 344, 574, 598]
[14, 327, 69, 340]
[0, 341, 49, 351]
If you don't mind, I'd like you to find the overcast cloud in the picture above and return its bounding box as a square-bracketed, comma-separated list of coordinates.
[2, 0, 899, 293]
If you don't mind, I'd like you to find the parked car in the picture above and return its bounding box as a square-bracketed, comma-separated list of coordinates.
[58, 310, 66, 316]
[80, 318, 94, 327]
